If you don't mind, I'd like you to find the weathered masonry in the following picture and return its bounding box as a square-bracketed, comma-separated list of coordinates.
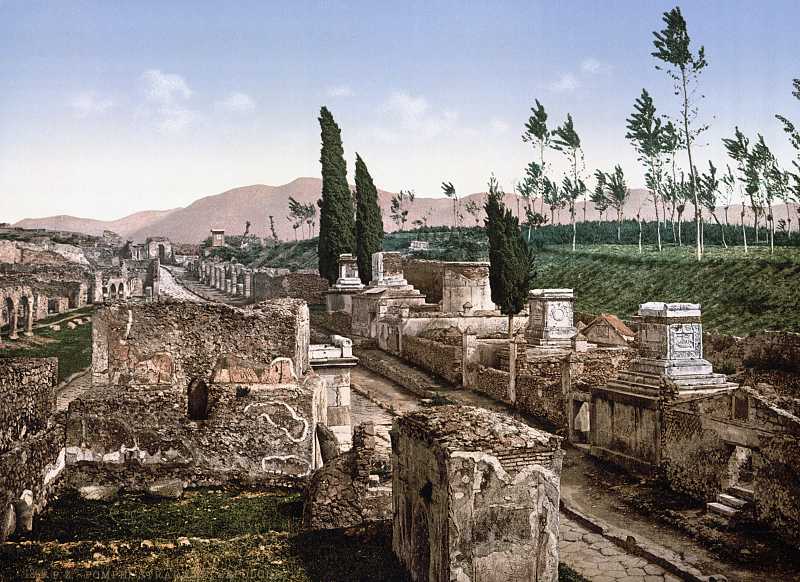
[0, 358, 64, 541]
[392, 405, 563, 582]
[67, 299, 322, 490]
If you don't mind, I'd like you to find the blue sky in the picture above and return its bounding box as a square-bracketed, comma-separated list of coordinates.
[1, 0, 798, 222]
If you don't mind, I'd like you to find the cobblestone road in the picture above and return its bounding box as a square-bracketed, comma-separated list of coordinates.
[560, 516, 679, 582]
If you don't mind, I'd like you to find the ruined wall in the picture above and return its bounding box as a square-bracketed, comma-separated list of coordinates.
[92, 299, 310, 385]
[0, 358, 58, 451]
[401, 336, 461, 385]
[402, 258, 443, 303]
[392, 406, 562, 582]
[66, 370, 324, 489]
[590, 391, 661, 470]
[302, 422, 392, 531]
[754, 435, 800, 546]
[252, 271, 328, 305]
[0, 358, 65, 541]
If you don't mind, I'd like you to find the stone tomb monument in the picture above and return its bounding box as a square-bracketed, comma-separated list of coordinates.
[308, 335, 358, 450]
[590, 301, 737, 472]
[526, 288, 577, 350]
[392, 405, 563, 582]
[325, 254, 364, 314]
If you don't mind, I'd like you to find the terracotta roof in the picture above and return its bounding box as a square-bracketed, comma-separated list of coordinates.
[588, 313, 634, 338]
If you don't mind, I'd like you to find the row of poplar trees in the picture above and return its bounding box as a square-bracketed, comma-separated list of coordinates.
[317, 106, 383, 286]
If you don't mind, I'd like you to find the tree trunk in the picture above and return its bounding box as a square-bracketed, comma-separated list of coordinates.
[741, 212, 748, 254]
[677, 213, 683, 246]
[681, 69, 702, 261]
[637, 214, 642, 254]
[571, 206, 576, 252]
[507, 312, 516, 404]
[617, 210, 622, 243]
[712, 212, 727, 248]
[768, 205, 774, 254]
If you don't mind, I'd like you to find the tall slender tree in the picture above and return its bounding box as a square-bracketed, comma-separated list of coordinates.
[390, 189, 415, 231]
[626, 88, 665, 251]
[522, 100, 551, 216]
[552, 114, 585, 251]
[354, 153, 384, 284]
[596, 166, 630, 242]
[775, 79, 800, 232]
[484, 175, 535, 344]
[652, 6, 709, 261]
[317, 106, 355, 284]
[698, 161, 727, 249]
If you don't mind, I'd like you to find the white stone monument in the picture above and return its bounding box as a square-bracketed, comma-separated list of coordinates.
[526, 288, 577, 350]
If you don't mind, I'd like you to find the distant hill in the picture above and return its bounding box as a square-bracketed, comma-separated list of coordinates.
[13, 209, 178, 239]
[14, 177, 795, 243]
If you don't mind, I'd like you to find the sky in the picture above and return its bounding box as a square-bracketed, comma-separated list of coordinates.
[1, 0, 798, 223]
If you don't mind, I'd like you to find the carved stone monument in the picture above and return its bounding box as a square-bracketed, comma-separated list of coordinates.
[325, 254, 365, 314]
[370, 251, 409, 287]
[590, 301, 737, 473]
[526, 288, 577, 350]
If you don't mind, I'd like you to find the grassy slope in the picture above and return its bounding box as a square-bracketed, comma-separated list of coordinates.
[535, 245, 800, 335]
[248, 231, 800, 336]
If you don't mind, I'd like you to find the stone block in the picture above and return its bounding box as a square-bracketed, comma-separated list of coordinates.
[79, 484, 120, 502]
[146, 479, 184, 499]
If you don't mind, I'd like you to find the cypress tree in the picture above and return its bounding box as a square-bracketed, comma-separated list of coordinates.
[354, 153, 384, 284]
[317, 106, 355, 284]
[484, 175, 535, 339]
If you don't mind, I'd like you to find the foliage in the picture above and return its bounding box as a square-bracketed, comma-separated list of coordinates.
[355, 153, 385, 284]
[317, 106, 355, 284]
[484, 175, 535, 320]
[389, 189, 415, 231]
[652, 5, 709, 260]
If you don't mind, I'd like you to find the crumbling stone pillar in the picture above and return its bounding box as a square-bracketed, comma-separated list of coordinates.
[461, 329, 478, 389]
[24, 301, 33, 337]
[392, 406, 563, 582]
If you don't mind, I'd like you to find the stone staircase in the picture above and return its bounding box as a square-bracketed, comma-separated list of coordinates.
[706, 485, 754, 526]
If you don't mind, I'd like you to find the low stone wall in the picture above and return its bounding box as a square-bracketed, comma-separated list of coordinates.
[252, 271, 328, 306]
[401, 258, 443, 303]
[401, 335, 461, 385]
[0, 358, 58, 452]
[755, 435, 800, 546]
[704, 331, 800, 374]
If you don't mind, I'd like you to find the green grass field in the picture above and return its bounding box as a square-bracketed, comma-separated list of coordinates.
[1, 487, 587, 581]
[1, 312, 93, 381]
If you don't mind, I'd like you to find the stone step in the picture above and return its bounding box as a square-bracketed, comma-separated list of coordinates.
[728, 485, 755, 502]
[717, 493, 748, 509]
[707, 502, 739, 518]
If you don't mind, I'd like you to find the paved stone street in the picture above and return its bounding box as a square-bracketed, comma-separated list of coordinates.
[55, 369, 91, 411]
[159, 266, 207, 302]
[560, 516, 679, 582]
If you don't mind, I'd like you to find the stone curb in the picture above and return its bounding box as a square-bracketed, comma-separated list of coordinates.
[353, 350, 439, 400]
[350, 381, 402, 418]
[161, 267, 213, 303]
[559, 498, 726, 582]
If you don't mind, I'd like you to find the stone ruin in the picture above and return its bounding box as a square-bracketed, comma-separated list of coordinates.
[302, 421, 392, 531]
[324, 253, 364, 314]
[309, 334, 358, 450]
[526, 288, 577, 351]
[591, 302, 738, 472]
[392, 405, 563, 582]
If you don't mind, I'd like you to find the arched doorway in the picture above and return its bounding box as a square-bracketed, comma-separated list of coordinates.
[2, 297, 17, 339]
[118, 282, 125, 299]
[158, 244, 166, 262]
[109, 284, 117, 300]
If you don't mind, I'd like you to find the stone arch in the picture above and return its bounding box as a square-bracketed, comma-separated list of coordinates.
[109, 283, 117, 300]
[2, 296, 17, 339]
[118, 281, 125, 299]
[187, 378, 209, 421]
[158, 244, 166, 262]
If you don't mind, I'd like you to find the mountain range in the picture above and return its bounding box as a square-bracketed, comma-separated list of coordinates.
[12, 177, 792, 243]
